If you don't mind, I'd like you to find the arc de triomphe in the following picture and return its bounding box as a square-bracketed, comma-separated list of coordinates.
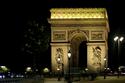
[48, 8, 109, 73]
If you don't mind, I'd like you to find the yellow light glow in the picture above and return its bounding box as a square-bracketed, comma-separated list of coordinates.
[57, 68, 60, 71]
[0, 66, 8, 71]
[104, 58, 107, 61]
[50, 8, 107, 19]
[85, 68, 88, 71]
[57, 58, 61, 61]
[43, 68, 50, 73]
[26, 67, 32, 72]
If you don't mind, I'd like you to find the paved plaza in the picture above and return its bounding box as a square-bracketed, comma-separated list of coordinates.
[43, 76, 125, 83]
[2, 76, 124, 83]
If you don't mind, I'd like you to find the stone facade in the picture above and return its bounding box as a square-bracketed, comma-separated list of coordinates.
[48, 8, 109, 73]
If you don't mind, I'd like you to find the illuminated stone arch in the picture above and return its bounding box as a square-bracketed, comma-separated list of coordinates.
[49, 8, 110, 73]
[69, 29, 89, 42]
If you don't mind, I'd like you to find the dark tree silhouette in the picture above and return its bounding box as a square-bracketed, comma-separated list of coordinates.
[20, 16, 51, 71]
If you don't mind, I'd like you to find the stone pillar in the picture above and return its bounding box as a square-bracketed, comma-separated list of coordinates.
[87, 43, 106, 73]
[50, 43, 70, 73]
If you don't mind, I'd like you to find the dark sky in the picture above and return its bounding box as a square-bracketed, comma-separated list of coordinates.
[1, 0, 125, 72]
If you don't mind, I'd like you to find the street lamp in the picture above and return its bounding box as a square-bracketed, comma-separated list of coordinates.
[57, 67, 61, 81]
[57, 57, 61, 81]
[104, 58, 107, 79]
[114, 36, 124, 78]
[67, 50, 71, 83]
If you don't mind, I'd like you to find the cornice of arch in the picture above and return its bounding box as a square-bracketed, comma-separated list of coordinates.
[50, 8, 107, 19]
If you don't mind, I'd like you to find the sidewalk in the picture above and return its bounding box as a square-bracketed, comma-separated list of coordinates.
[44, 78, 67, 83]
[44, 76, 125, 83]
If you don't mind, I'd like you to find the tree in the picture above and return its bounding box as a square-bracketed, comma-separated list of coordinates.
[21, 16, 50, 71]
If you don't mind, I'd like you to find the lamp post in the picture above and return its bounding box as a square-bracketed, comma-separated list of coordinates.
[57, 57, 61, 81]
[57, 67, 60, 81]
[114, 36, 124, 78]
[67, 50, 71, 83]
[104, 58, 107, 79]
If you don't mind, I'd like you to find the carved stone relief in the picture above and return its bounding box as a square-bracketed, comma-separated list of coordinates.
[55, 48, 63, 70]
[53, 31, 66, 41]
[91, 31, 104, 40]
[50, 8, 109, 73]
[92, 46, 101, 72]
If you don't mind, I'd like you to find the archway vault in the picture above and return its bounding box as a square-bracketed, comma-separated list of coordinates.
[49, 8, 110, 73]
[69, 29, 89, 42]
[70, 32, 87, 68]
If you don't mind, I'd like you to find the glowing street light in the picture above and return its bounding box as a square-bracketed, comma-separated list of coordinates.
[67, 50, 72, 83]
[119, 37, 124, 41]
[0, 66, 9, 73]
[57, 67, 61, 81]
[85, 68, 88, 71]
[104, 58, 107, 61]
[114, 36, 119, 41]
[26, 67, 32, 72]
[114, 36, 124, 78]
[57, 57, 61, 81]
[104, 58, 107, 79]
[68, 50, 71, 59]
[57, 58, 61, 62]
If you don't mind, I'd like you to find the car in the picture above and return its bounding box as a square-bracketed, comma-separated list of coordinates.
[119, 66, 125, 75]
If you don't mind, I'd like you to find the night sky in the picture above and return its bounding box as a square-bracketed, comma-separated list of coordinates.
[1, 0, 125, 72]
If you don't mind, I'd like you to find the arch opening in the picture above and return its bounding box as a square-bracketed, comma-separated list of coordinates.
[79, 41, 87, 68]
[70, 33, 87, 68]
